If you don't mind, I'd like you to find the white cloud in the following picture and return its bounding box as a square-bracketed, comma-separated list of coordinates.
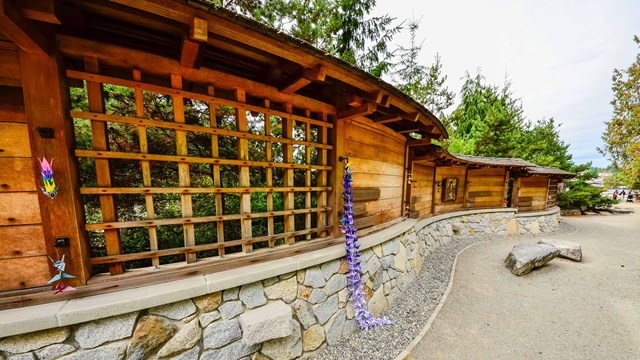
[375, 0, 639, 167]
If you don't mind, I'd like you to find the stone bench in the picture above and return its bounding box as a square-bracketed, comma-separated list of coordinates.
[504, 244, 560, 276]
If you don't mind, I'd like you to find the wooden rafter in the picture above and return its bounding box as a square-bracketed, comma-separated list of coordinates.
[279, 64, 326, 95]
[337, 101, 376, 121]
[15, 0, 60, 25]
[0, 0, 47, 54]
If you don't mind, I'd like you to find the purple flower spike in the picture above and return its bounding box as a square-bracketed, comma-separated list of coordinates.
[340, 158, 394, 330]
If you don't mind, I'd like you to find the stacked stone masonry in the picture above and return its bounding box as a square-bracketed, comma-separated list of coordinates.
[0, 209, 561, 359]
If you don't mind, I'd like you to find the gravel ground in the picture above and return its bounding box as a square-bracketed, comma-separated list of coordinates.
[313, 222, 577, 360]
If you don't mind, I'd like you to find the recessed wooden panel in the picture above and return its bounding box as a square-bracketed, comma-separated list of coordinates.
[0, 192, 42, 225]
[0, 86, 26, 122]
[0, 123, 30, 157]
[0, 158, 36, 192]
[352, 187, 380, 203]
[0, 50, 21, 87]
[0, 225, 46, 259]
[0, 256, 50, 291]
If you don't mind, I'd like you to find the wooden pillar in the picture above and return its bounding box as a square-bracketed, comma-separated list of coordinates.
[462, 167, 470, 209]
[402, 145, 411, 218]
[171, 74, 196, 263]
[84, 56, 124, 275]
[318, 112, 328, 237]
[304, 110, 312, 239]
[133, 69, 159, 266]
[283, 103, 295, 244]
[264, 100, 275, 246]
[208, 86, 225, 254]
[235, 89, 252, 252]
[19, 50, 92, 284]
[330, 117, 345, 238]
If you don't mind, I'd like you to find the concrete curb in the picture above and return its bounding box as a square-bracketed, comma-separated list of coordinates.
[393, 241, 490, 360]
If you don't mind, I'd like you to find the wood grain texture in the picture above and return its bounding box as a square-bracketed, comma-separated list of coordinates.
[433, 166, 467, 214]
[0, 256, 50, 291]
[0, 158, 36, 192]
[0, 192, 41, 225]
[0, 225, 45, 259]
[466, 168, 506, 209]
[0, 123, 30, 157]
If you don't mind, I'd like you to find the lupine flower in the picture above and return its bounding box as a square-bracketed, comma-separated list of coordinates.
[39, 157, 58, 199]
[341, 158, 394, 330]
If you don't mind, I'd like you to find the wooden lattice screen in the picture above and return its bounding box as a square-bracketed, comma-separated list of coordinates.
[68, 61, 333, 275]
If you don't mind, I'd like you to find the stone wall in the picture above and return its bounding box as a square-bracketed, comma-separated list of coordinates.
[0, 208, 561, 360]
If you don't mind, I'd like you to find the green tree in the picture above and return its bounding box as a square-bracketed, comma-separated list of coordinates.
[393, 18, 455, 117]
[251, 0, 400, 76]
[599, 36, 640, 188]
[557, 163, 616, 211]
[516, 117, 574, 171]
[445, 71, 524, 157]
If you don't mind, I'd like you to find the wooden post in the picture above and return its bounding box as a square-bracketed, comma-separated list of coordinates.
[235, 89, 252, 252]
[330, 117, 345, 238]
[304, 110, 312, 239]
[264, 99, 275, 246]
[545, 176, 551, 210]
[133, 69, 159, 266]
[318, 112, 328, 237]
[503, 169, 510, 208]
[462, 167, 470, 209]
[208, 86, 225, 254]
[19, 50, 92, 284]
[84, 56, 124, 275]
[171, 74, 196, 263]
[283, 103, 295, 244]
[402, 144, 410, 218]
[431, 166, 438, 214]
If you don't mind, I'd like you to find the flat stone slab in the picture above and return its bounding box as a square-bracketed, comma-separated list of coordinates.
[504, 244, 561, 276]
[537, 239, 582, 261]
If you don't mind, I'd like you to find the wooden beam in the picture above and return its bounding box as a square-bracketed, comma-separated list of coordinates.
[20, 50, 92, 285]
[236, 88, 253, 253]
[279, 64, 326, 95]
[180, 17, 207, 68]
[337, 101, 376, 121]
[0, 0, 48, 54]
[16, 0, 60, 25]
[374, 113, 402, 124]
[397, 128, 422, 134]
[57, 35, 336, 114]
[407, 139, 432, 147]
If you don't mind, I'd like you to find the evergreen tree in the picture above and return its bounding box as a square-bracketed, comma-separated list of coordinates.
[393, 18, 454, 117]
[446, 71, 523, 157]
[516, 118, 574, 171]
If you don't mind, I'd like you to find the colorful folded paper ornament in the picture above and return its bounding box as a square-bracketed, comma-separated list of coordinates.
[39, 157, 58, 199]
[47, 255, 76, 294]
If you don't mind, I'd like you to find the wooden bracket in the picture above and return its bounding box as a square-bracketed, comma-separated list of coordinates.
[279, 64, 326, 94]
[180, 17, 207, 68]
[336, 101, 376, 121]
[0, 0, 48, 54]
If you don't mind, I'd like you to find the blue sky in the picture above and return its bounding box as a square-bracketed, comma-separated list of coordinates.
[375, 0, 639, 167]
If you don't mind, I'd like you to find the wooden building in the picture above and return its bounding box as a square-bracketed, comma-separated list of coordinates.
[407, 150, 573, 217]
[0, 0, 571, 307]
[0, 0, 449, 303]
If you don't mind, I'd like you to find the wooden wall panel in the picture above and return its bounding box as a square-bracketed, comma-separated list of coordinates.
[433, 166, 467, 214]
[0, 158, 36, 192]
[0, 256, 50, 291]
[466, 168, 506, 209]
[518, 176, 549, 211]
[0, 225, 46, 259]
[547, 179, 558, 208]
[0, 193, 42, 226]
[0, 86, 26, 122]
[0, 123, 30, 157]
[410, 163, 434, 218]
[343, 117, 405, 228]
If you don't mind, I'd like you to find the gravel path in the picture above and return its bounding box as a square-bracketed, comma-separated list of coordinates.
[313, 221, 577, 360]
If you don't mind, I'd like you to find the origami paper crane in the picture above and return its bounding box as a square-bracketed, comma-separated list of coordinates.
[39, 157, 59, 199]
[47, 255, 76, 294]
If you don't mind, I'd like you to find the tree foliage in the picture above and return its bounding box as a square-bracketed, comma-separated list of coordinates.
[516, 118, 573, 171]
[393, 18, 454, 117]
[557, 163, 616, 211]
[445, 71, 524, 158]
[599, 36, 640, 188]
[249, 0, 400, 76]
